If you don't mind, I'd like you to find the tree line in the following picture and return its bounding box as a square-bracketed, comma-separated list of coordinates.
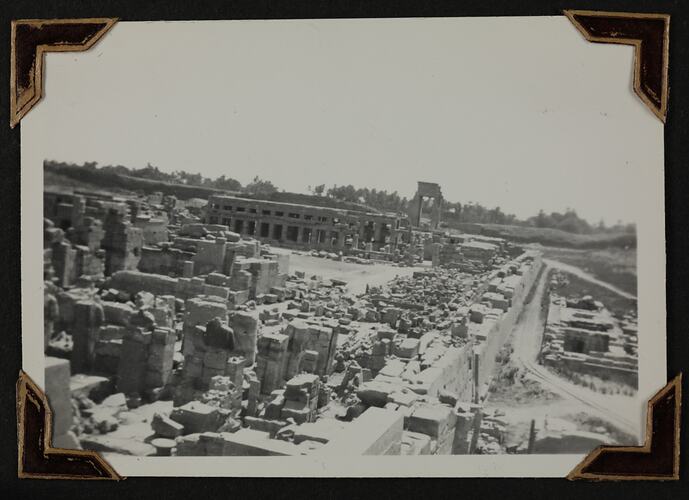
[45, 160, 634, 235]
[308, 184, 634, 235]
[45, 160, 279, 198]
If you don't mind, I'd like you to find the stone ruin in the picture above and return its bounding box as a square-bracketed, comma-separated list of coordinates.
[407, 181, 443, 229]
[42, 187, 573, 457]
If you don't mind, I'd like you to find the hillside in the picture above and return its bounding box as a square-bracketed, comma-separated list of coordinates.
[45, 162, 231, 200]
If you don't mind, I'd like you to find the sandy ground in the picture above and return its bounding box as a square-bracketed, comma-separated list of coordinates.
[268, 247, 428, 295]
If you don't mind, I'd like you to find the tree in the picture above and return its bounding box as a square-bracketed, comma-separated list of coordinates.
[212, 175, 242, 191]
[244, 176, 278, 197]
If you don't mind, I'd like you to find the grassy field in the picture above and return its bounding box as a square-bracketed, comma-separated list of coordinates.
[448, 222, 636, 250]
[541, 247, 637, 296]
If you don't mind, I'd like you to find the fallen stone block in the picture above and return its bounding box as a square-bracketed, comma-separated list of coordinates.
[101, 392, 127, 408]
[151, 412, 185, 439]
[175, 433, 205, 456]
[244, 416, 289, 438]
[292, 419, 350, 445]
[357, 380, 397, 407]
[394, 338, 420, 359]
[70, 374, 111, 400]
[377, 358, 407, 378]
[80, 435, 156, 456]
[406, 403, 457, 439]
[170, 401, 223, 434]
[316, 407, 403, 455]
[220, 428, 301, 456]
[402, 430, 432, 455]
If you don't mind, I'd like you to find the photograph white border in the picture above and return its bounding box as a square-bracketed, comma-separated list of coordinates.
[20, 16, 667, 477]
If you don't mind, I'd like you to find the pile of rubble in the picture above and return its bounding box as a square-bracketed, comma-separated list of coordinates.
[42, 186, 545, 456]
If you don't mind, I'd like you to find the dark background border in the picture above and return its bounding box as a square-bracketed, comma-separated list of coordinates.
[1, 0, 687, 497]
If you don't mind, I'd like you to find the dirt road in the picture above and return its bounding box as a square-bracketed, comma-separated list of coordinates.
[543, 258, 636, 300]
[510, 262, 641, 437]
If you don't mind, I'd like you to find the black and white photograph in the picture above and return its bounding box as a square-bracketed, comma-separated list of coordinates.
[20, 16, 667, 476]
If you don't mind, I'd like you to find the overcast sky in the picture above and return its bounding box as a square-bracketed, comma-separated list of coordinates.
[28, 17, 662, 224]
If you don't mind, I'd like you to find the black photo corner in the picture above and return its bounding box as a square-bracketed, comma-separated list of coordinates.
[0, 0, 687, 498]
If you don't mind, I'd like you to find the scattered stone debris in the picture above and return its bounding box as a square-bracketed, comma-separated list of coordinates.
[44, 184, 628, 457]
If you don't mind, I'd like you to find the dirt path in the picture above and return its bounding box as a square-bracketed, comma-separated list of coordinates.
[509, 262, 640, 436]
[543, 258, 636, 300]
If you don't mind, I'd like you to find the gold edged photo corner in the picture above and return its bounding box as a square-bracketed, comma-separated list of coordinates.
[564, 10, 669, 123]
[17, 368, 680, 479]
[10, 18, 118, 128]
[17, 370, 122, 480]
[568, 374, 681, 480]
[8, 12, 669, 128]
[11, 11, 676, 480]
[563, 10, 675, 479]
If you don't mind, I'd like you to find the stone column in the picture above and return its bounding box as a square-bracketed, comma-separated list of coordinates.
[410, 193, 423, 227]
[71, 299, 104, 373]
[431, 197, 443, 229]
[45, 357, 76, 448]
[297, 226, 305, 245]
[71, 195, 85, 229]
[183, 260, 194, 278]
[52, 241, 76, 287]
[432, 242, 441, 267]
[336, 231, 346, 249]
[44, 292, 59, 351]
[373, 222, 382, 244]
[352, 234, 359, 250]
[389, 230, 398, 251]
